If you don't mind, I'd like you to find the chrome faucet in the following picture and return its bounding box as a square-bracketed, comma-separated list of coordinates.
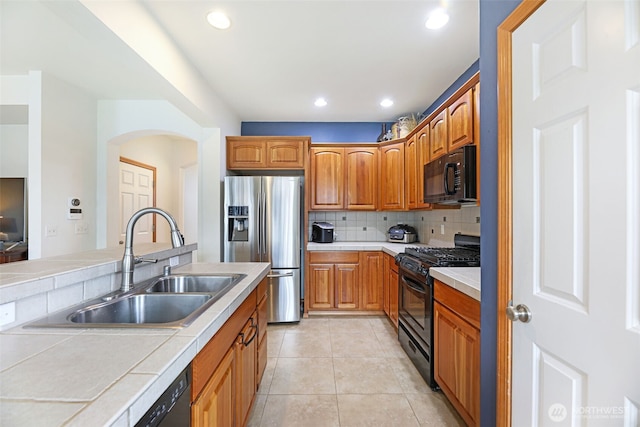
[121, 207, 184, 292]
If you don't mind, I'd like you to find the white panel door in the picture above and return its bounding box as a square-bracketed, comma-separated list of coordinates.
[119, 161, 154, 245]
[512, 0, 640, 425]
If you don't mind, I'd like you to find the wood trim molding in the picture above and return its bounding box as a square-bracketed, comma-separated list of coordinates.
[119, 156, 158, 242]
[496, 1, 545, 426]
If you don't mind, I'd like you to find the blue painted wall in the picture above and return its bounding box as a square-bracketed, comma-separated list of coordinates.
[478, 1, 520, 426]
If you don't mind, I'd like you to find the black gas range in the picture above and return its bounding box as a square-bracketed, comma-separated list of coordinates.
[395, 234, 480, 390]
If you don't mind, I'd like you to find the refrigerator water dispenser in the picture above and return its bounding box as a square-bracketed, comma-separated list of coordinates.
[228, 206, 249, 241]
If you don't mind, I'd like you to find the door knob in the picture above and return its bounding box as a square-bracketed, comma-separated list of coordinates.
[506, 302, 532, 323]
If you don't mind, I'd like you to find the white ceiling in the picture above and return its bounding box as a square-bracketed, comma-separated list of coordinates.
[1, 0, 479, 124]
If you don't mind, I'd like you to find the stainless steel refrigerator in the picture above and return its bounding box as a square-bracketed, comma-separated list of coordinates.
[223, 176, 302, 323]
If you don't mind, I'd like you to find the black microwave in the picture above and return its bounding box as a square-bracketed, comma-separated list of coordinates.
[423, 145, 477, 205]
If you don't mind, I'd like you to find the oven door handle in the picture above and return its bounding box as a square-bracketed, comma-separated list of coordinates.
[401, 275, 427, 295]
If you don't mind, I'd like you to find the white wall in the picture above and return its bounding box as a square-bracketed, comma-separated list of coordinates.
[39, 73, 97, 258]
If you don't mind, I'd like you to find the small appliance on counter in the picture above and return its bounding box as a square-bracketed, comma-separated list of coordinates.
[311, 222, 334, 243]
[387, 224, 418, 243]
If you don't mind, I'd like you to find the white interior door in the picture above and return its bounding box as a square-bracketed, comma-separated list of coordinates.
[119, 160, 155, 245]
[511, 0, 640, 425]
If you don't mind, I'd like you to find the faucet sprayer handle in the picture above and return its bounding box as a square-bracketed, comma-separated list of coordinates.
[134, 257, 158, 264]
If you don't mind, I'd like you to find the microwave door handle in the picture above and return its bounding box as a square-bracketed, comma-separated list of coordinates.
[444, 162, 457, 195]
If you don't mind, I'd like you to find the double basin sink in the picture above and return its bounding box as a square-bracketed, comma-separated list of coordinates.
[27, 273, 246, 329]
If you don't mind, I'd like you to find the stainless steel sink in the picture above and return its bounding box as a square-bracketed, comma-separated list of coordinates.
[69, 294, 212, 325]
[145, 274, 245, 294]
[26, 272, 247, 329]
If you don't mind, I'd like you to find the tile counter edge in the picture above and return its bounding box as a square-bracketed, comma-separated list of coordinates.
[429, 267, 481, 301]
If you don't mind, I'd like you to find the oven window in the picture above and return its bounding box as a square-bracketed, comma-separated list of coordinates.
[399, 274, 432, 346]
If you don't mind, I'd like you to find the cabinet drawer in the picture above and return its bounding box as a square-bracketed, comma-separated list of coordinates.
[433, 280, 480, 329]
[309, 251, 359, 264]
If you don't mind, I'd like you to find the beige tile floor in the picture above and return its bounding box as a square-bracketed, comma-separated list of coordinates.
[247, 316, 466, 427]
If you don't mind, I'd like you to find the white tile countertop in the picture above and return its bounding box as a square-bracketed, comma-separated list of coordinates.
[0, 258, 270, 427]
[430, 267, 481, 301]
[307, 241, 425, 257]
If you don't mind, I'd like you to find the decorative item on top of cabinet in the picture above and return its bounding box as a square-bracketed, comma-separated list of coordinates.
[379, 140, 406, 211]
[433, 279, 480, 427]
[226, 136, 308, 170]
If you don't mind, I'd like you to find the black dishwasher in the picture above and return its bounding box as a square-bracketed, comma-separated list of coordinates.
[135, 365, 191, 427]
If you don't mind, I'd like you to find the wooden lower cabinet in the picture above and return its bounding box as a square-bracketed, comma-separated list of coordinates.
[192, 345, 235, 426]
[433, 280, 480, 427]
[307, 251, 388, 312]
[236, 318, 257, 426]
[256, 281, 268, 386]
[383, 253, 397, 324]
[191, 278, 267, 427]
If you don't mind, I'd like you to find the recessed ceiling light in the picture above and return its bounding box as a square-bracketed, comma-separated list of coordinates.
[314, 98, 327, 107]
[207, 11, 231, 30]
[380, 98, 394, 108]
[425, 9, 449, 30]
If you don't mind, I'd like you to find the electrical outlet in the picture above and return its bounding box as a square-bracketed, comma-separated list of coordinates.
[0, 302, 16, 326]
[169, 256, 179, 267]
[45, 225, 58, 237]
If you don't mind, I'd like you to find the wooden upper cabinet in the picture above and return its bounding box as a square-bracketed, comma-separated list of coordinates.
[310, 147, 345, 210]
[379, 141, 405, 211]
[345, 147, 378, 210]
[447, 88, 474, 152]
[430, 110, 447, 160]
[405, 135, 418, 210]
[416, 125, 431, 209]
[226, 136, 307, 170]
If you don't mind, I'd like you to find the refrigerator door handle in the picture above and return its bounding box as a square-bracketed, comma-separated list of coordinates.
[261, 191, 267, 257]
[267, 272, 294, 278]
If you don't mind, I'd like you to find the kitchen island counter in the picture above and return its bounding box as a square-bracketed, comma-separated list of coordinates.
[0, 258, 270, 427]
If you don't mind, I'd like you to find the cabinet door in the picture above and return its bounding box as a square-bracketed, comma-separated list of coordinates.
[335, 263, 359, 309]
[405, 135, 418, 210]
[359, 252, 383, 310]
[227, 140, 265, 169]
[310, 147, 345, 210]
[434, 301, 480, 426]
[266, 139, 305, 169]
[383, 254, 390, 316]
[256, 294, 268, 386]
[430, 111, 447, 160]
[447, 88, 474, 152]
[308, 263, 335, 309]
[379, 142, 405, 211]
[236, 317, 257, 427]
[192, 346, 235, 427]
[416, 125, 431, 209]
[345, 147, 378, 210]
[389, 266, 399, 328]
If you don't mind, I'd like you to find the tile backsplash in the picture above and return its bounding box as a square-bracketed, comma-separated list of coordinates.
[309, 206, 480, 246]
